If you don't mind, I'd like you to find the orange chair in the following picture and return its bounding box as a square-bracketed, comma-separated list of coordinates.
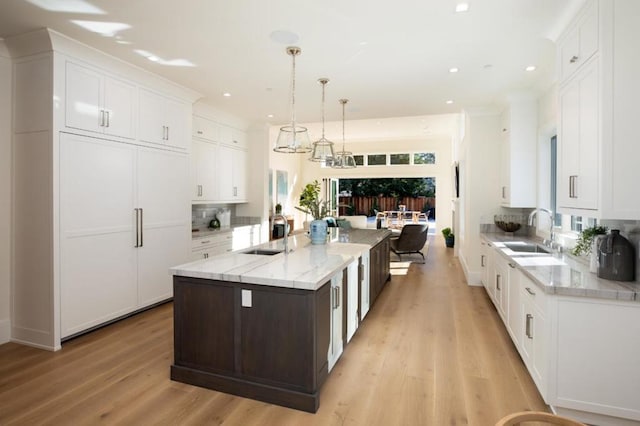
[495, 411, 586, 426]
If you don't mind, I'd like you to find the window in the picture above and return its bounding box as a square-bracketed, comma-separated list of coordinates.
[367, 154, 387, 166]
[571, 216, 597, 233]
[414, 152, 436, 164]
[353, 155, 364, 166]
[390, 153, 410, 165]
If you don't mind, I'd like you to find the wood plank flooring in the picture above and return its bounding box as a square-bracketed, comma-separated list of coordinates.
[0, 238, 547, 425]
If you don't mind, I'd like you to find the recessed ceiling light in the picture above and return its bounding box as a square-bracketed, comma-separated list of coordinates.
[455, 3, 469, 13]
[223, 92, 231, 97]
[446, 100, 454, 104]
[525, 65, 537, 72]
[449, 67, 459, 73]
[267, 114, 274, 118]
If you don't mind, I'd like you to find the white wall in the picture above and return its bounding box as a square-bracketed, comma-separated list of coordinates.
[536, 84, 558, 239]
[458, 110, 502, 285]
[0, 41, 11, 343]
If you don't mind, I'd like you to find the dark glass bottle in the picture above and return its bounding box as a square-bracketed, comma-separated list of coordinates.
[597, 229, 635, 281]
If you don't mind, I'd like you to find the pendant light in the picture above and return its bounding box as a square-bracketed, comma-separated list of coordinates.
[274, 46, 312, 153]
[332, 99, 357, 169]
[309, 78, 335, 163]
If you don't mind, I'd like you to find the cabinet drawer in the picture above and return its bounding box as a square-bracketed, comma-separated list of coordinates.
[192, 115, 220, 142]
[191, 232, 233, 249]
[220, 125, 248, 149]
[520, 274, 547, 313]
[559, 0, 598, 83]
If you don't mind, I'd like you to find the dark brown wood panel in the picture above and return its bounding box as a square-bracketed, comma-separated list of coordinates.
[239, 287, 314, 392]
[173, 277, 235, 374]
[315, 281, 331, 387]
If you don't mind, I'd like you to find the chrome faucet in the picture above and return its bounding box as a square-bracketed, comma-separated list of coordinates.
[272, 214, 290, 254]
[528, 208, 560, 251]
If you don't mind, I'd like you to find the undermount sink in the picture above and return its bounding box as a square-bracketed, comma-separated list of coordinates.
[241, 248, 283, 256]
[503, 242, 551, 254]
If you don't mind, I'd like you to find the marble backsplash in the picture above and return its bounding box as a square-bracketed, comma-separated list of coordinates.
[191, 204, 261, 230]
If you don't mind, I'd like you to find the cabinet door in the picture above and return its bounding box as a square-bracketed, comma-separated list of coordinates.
[192, 140, 218, 201]
[508, 268, 522, 347]
[346, 260, 359, 342]
[193, 115, 220, 141]
[559, 60, 599, 211]
[136, 148, 190, 306]
[218, 145, 235, 200]
[65, 62, 103, 134]
[138, 89, 166, 145]
[233, 148, 247, 200]
[328, 270, 343, 372]
[494, 256, 508, 320]
[164, 98, 189, 150]
[59, 133, 137, 338]
[103, 76, 136, 139]
[360, 251, 371, 320]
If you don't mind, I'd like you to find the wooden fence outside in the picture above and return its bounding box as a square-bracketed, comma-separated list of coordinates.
[338, 196, 436, 217]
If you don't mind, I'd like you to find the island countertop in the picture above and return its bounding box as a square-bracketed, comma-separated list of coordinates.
[171, 228, 392, 291]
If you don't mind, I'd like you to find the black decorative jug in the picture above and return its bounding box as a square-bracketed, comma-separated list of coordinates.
[597, 229, 635, 281]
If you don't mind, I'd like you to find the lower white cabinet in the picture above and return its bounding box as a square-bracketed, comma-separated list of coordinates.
[59, 133, 189, 338]
[519, 274, 548, 396]
[493, 254, 509, 321]
[360, 251, 371, 320]
[191, 233, 233, 260]
[346, 259, 359, 343]
[328, 269, 344, 372]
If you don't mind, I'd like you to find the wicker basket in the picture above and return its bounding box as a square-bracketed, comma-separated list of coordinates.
[494, 215, 522, 233]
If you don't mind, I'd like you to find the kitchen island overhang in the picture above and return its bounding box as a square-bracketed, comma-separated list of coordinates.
[169, 229, 392, 412]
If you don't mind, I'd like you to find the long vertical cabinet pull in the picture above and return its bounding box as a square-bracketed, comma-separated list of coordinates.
[139, 208, 144, 247]
[496, 274, 501, 291]
[525, 314, 533, 339]
[105, 111, 110, 128]
[134, 208, 140, 247]
[481, 255, 486, 267]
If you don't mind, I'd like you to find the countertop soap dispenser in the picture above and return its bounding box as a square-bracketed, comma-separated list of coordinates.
[597, 229, 635, 281]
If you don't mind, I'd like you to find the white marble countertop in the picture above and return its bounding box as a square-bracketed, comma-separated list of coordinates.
[482, 233, 640, 301]
[172, 229, 391, 290]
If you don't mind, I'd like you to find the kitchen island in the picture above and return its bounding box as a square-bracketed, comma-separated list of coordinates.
[170, 228, 391, 412]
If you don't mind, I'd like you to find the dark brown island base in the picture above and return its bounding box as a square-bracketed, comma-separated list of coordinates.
[170, 229, 391, 412]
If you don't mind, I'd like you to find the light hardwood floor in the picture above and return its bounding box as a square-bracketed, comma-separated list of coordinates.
[0, 238, 547, 425]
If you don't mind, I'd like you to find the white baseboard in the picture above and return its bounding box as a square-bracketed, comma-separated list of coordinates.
[458, 251, 483, 286]
[0, 319, 10, 345]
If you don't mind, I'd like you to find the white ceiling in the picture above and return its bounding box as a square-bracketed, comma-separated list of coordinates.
[0, 0, 583, 126]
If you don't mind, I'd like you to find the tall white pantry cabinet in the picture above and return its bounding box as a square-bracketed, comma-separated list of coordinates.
[8, 29, 200, 350]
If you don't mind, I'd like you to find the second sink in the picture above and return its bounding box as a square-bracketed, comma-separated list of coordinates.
[503, 242, 550, 254]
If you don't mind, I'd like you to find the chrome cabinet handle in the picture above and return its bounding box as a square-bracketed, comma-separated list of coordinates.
[197, 184, 203, 197]
[105, 110, 110, 127]
[508, 263, 516, 269]
[139, 208, 144, 247]
[569, 175, 578, 198]
[525, 287, 535, 296]
[525, 314, 533, 339]
[201, 240, 211, 244]
[100, 110, 105, 127]
[481, 255, 485, 267]
[496, 274, 501, 291]
[197, 130, 203, 135]
[134, 208, 140, 247]
[569, 55, 579, 63]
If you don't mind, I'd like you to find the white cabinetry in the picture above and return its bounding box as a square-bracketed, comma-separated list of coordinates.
[191, 232, 233, 260]
[192, 140, 218, 201]
[345, 259, 359, 343]
[218, 145, 247, 202]
[192, 115, 220, 142]
[139, 88, 189, 150]
[360, 251, 371, 320]
[499, 96, 537, 208]
[480, 240, 490, 287]
[328, 270, 344, 372]
[552, 298, 640, 422]
[557, 0, 640, 219]
[558, 60, 598, 211]
[65, 61, 135, 140]
[518, 273, 548, 395]
[493, 254, 509, 321]
[59, 133, 189, 338]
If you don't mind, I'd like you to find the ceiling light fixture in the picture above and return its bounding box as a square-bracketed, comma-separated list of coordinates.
[223, 92, 231, 97]
[446, 100, 454, 104]
[309, 78, 335, 163]
[525, 65, 537, 72]
[332, 99, 356, 169]
[455, 3, 469, 12]
[274, 46, 312, 153]
[449, 67, 459, 73]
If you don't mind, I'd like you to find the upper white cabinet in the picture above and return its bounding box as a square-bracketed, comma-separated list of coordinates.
[192, 139, 218, 202]
[192, 115, 220, 142]
[139, 88, 190, 150]
[558, 0, 598, 83]
[557, 0, 640, 219]
[218, 144, 247, 202]
[499, 96, 537, 208]
[220, 125, 248, 149]
[65, 61, 136, 140]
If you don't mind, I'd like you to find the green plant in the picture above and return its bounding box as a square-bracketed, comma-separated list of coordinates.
[441, 227, 453, 238]
[572, 225, 607, 256]
[295, 180, 328, 220]
[275, 203, 282, 214]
